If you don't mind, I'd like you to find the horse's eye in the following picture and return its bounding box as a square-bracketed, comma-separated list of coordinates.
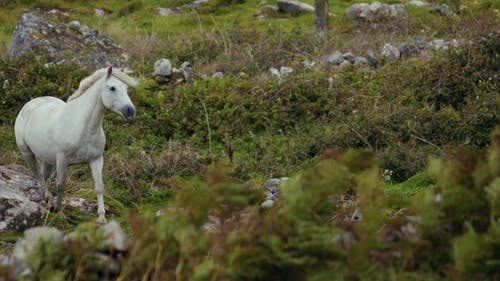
[110, 86, 116, 92]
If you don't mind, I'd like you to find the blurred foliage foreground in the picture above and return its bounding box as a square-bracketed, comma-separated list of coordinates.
[1, 127, 499, 281]
[1, 126, 500, 280]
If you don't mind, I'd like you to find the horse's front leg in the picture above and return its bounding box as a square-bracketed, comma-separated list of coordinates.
[55, 153, 68, 216]
[90, 156, 106, 224]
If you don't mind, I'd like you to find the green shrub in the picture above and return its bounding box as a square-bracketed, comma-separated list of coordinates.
[0, 54, 88, 125]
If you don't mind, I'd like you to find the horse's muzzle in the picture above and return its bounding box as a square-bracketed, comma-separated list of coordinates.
[121, 105, 136, 120]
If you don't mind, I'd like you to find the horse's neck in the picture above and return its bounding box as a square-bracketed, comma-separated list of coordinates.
[66, 79, 105, 133]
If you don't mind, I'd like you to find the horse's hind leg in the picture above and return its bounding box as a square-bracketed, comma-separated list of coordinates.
[42, 162, 54, 182]
[55, 153, 68, 216]
[22, 152, 53, 203]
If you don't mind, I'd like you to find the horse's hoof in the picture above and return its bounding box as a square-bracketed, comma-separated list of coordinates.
[97, 217, 107, 224]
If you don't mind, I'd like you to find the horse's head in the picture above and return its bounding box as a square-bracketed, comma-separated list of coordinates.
[101, 66, 136, 120]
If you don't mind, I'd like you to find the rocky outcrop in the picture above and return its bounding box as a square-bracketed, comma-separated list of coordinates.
[7, 9, 129, 70]
[0, 164, 102, 231]
[0, 165, 46, 231]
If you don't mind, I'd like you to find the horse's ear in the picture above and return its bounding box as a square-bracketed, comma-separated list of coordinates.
[106, 66, 113, 79]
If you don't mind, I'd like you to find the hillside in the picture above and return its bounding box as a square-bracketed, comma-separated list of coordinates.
[0, 0, 499, 280]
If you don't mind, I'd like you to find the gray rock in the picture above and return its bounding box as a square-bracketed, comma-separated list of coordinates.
[63, 197, 97, 214]
[98, 221, 129, 252]
[387, 4, 406, 18]
[280, 66, 294, 77]
[408, 0, 452, 15]
[189, 0, 208, 10]
[346, 2, 406, 21]
[78, 25, 99, 44]
[202, 215, 221, 232]
[261, 199, 274, 208]
[342, 52, 355, 64]
[212, 72, 224, 79]
[68, 20, 81, 31]
[346, 3, 370, 20]
[339, 60, 352, 67]
[430, 39, 448, 51]
[155, 208, 165, 217]
[370, 1, 383, 13]
[408, 0, 426, 7]
[426, 3, 452, 15]
[0, 165, 47, 231]
[180, 61, 193, 82]
[7, 9, 129, 70]
[302, 59, 315, 69]
[411, 35, 428, 50]
[353, 56, 368, 66]
[263, 177, 289, 201]
[381, 43, 400, 60]
[155, 7, 181, 16]
[11, 227, 63, 278]
[277, 0, 314, 14]
[327, 51, 344, 65]
[398, 42, 419, 58]
[365, 50, 379, 67]
[154, 58, 172, 77]
[450, 38, 464, 48]
[269, 67, 281, 81]
[94, 8, 106, 18]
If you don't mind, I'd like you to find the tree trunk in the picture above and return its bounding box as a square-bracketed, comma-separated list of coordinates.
[314, 0, 329, 37]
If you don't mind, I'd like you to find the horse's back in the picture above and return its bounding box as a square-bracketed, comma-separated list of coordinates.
[15, 96, 65, 161]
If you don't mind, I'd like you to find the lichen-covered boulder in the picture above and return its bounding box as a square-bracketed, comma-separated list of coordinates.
[0, 165, 46, 231]
[277, 0, 314, 14]
[7, 9, 129, 70]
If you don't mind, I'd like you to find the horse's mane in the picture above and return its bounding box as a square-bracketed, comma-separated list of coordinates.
[67, 67, 138, 102]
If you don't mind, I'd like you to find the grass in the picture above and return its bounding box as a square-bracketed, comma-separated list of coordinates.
[384, 171, 434, 196]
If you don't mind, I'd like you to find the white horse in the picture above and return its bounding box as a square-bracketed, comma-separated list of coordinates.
[14, 66, 137, 223]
